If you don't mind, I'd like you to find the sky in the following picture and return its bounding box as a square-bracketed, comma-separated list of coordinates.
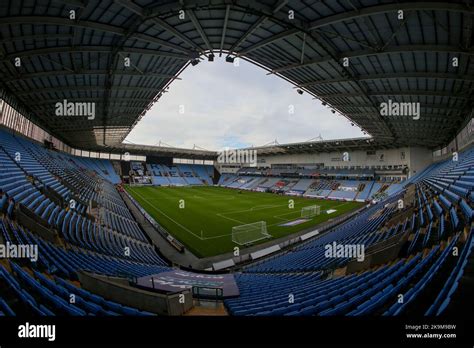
[125, 56, 365, 151]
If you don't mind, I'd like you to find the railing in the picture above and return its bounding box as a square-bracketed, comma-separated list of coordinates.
[122, 189, 185, 253]
[192, 286, 223, 301]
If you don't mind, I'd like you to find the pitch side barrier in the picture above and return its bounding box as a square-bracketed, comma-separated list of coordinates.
[122, 188, 185, 253]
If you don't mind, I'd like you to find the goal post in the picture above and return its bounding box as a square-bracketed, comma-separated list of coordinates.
[301, 205, 320, 218]
[232, 221, 271, 245]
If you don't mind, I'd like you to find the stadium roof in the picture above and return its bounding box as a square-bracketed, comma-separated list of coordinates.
[0, 0, 473, 151]
[110, 136, 387, 159]
[116, 142, 217, 159]
[249, 136, 393, 156]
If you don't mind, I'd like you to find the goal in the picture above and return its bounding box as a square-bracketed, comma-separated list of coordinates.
[301, 205, 320, 218]
[232, 221, 271, 245]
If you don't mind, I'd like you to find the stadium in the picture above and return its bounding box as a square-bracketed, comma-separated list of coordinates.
[0, 0, 473, 345]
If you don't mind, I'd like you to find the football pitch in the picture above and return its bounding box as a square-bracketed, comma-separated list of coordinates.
[126, 185, 364, 258]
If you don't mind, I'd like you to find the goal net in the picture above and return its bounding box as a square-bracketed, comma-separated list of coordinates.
[301, 205, 320, 218]
[232, 221, 271, 245]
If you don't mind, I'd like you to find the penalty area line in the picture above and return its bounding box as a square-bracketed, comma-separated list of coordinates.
[128, 187, 205, 240]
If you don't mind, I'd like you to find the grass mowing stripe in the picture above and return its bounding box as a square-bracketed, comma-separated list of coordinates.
[128, 186, 203, 240]
[126, 185, 364, 257]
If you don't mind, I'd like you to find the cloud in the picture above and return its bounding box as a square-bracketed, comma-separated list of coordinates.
[125, 57, 365, 150]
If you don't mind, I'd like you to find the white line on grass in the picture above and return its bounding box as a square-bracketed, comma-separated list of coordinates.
[128, 187, 204, 240]
[129, 187, 357, 241]
[219, 203, 287, 217]
[267, 201, 354, 227]
[218, 199, 326, 218]
[193, 195, 236, 201]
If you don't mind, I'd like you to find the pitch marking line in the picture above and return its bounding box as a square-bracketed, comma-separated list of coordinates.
[128, 187, 205, 240]
[193, 195, 236, 201]
[129, 187, 356, 241]
[250, 204, 281, 211]
[219, 203, 291, 217]
[215, 212, 246, 225]
[208, 202, 356, 240]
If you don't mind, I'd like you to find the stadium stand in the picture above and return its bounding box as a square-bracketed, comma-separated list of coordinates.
[147, 163, 212, 186]
[221, 147, 474, 316]
[0, 128, 472, 318]
[217, 170, 406, 202]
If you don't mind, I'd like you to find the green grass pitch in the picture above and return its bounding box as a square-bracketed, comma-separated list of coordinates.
[126, 185, 364, 258]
